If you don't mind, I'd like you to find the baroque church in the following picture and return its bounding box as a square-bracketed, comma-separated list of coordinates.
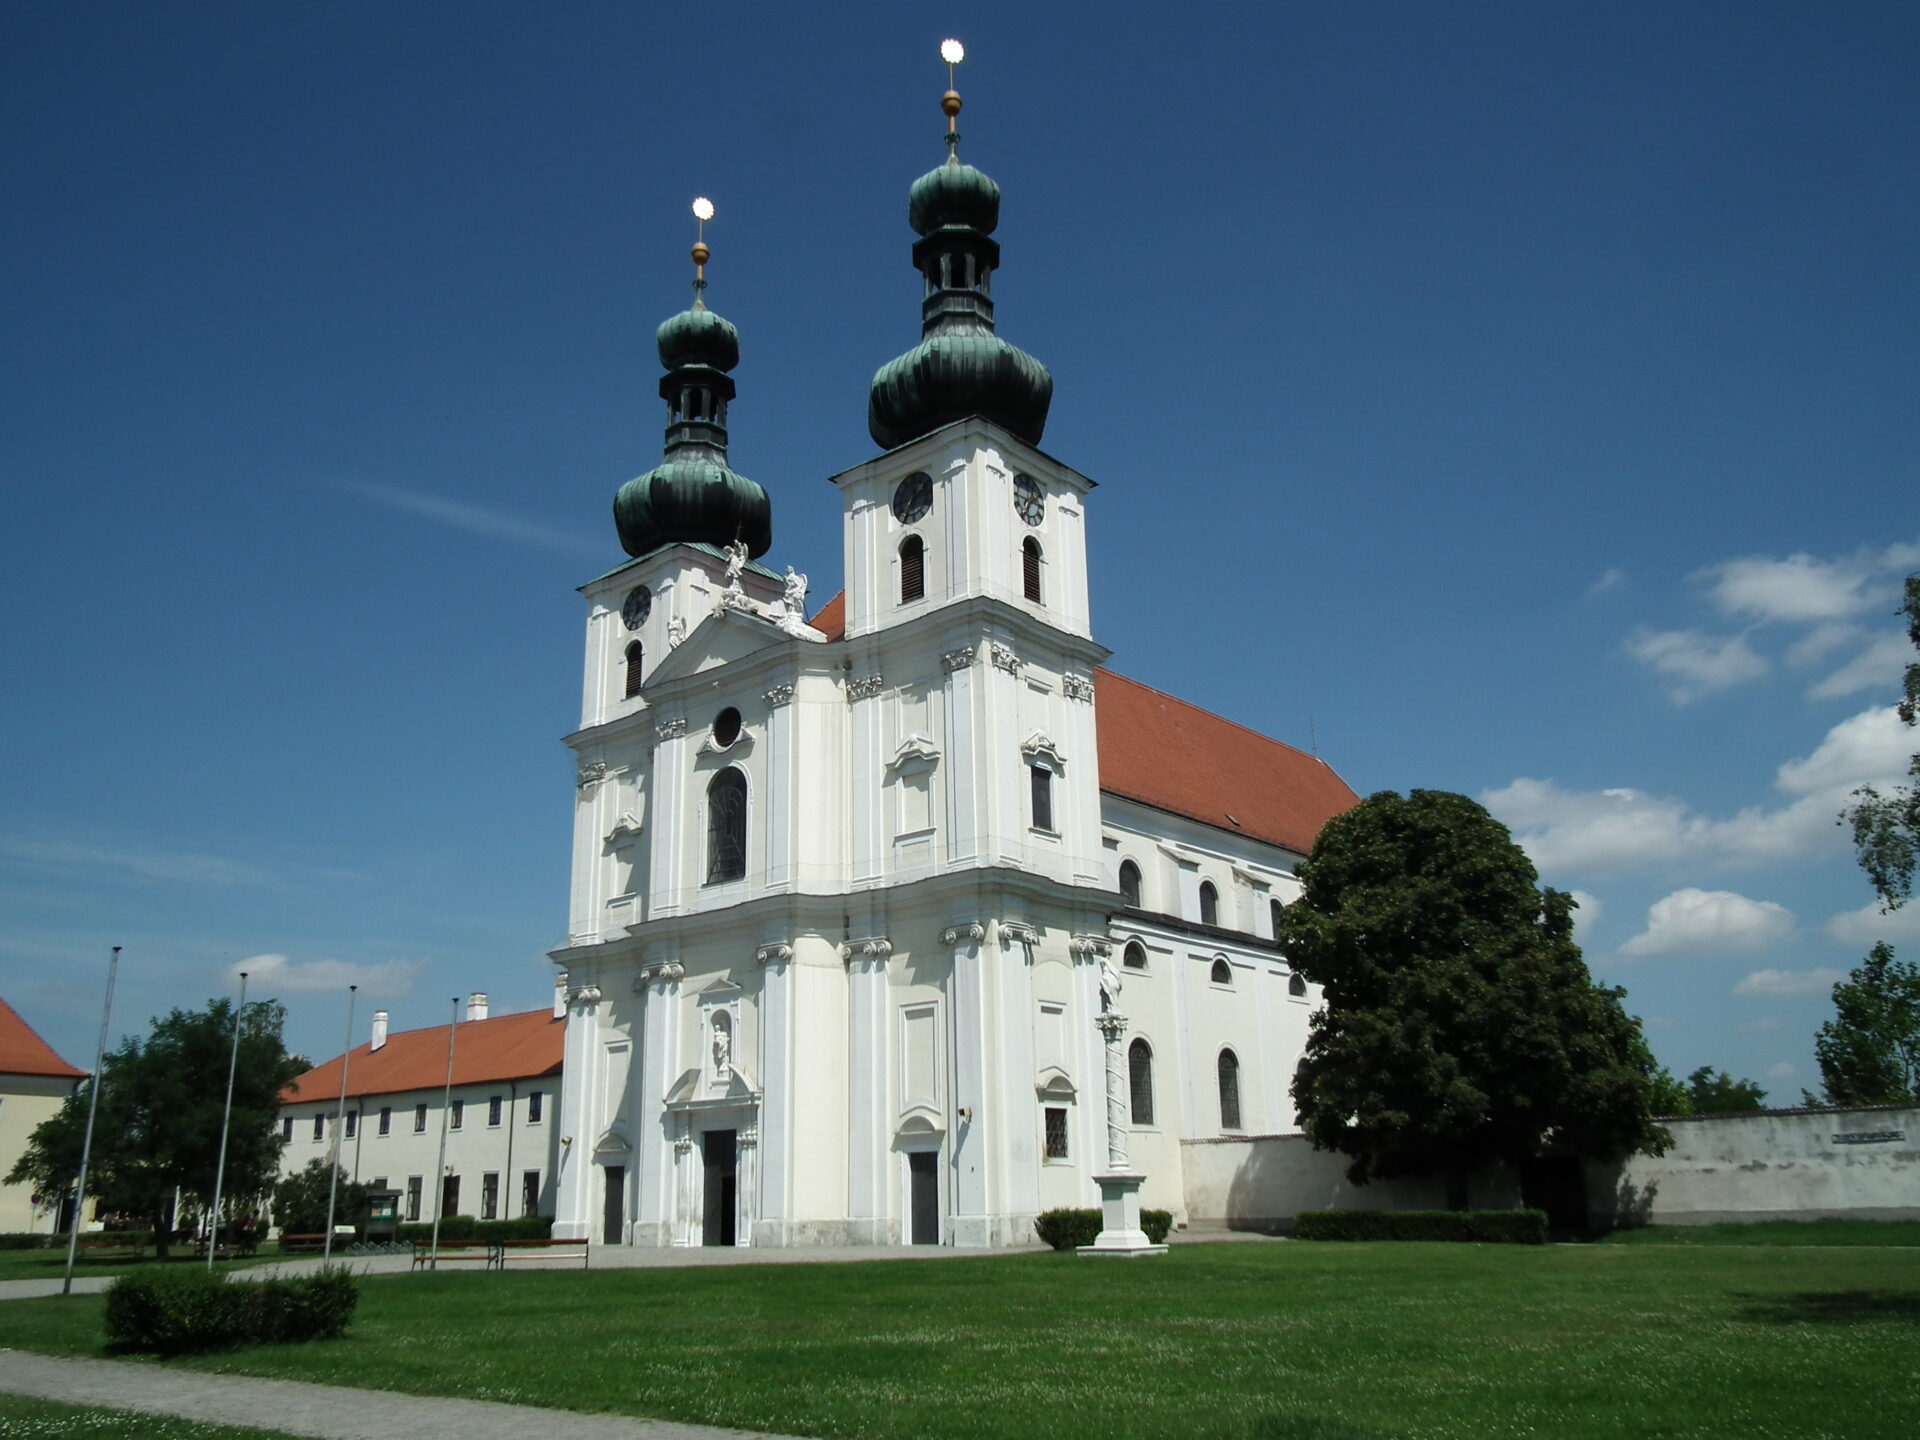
[549, 56, 1359, 1249]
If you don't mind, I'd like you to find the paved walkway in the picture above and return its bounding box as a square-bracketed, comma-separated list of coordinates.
[0, 1348, 799, 1439]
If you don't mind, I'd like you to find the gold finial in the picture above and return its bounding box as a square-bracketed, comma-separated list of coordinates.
[690, 196, 715, 306]
[940, 38, 964, 154]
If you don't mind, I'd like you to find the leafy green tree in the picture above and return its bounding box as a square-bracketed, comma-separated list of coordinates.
[1684, 1066, 1767, 1114]
[1843, 574, 1920, 911]
[273, 1158, 368, 1237]
[1278, 790, 1669, 1205]
[5, 998, 302, 1254]
[1812, 942, 1920, 1106]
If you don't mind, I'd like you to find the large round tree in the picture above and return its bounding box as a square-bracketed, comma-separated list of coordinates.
[1278, 789, 1668, 1205]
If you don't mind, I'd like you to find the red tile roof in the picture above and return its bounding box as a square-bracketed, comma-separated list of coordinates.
[805, 590, 1358, 853]
[281, 1008, 563, 1104]
[0, 998, 86, 1080]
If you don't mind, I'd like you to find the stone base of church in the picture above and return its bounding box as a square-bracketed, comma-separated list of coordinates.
[1079, 1171, 1168, 1258]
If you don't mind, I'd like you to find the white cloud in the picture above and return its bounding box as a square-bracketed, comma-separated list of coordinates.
[1587, 567, 1625, 597]
[1486, 704, 1910, 878]
[1810, 632, 1917, 700]
[1701, 552, 1881, 623]
[1734, 967, 1846, 997]
[1565, 889, 1603, 937]
[1622, 627, 1769, 703]
[234, 953, 427, 997]
[1765, 1061, 1798, 1080]
[1785, 622, 1862, 668]
[339, 480, 600, 558]
[0, 835, 271, 887]
[1823, 899, 1920, 947]
[1620, 888, 1795, 959]
[1734, 1017, 1782, 1033]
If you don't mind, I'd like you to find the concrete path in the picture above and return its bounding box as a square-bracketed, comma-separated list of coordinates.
[0, 1348, 801, 1440]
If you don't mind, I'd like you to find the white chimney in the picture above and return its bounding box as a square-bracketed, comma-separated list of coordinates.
[554, 972, 568, 1019]
[370, 1010, 389, 1051]
[466, 991, 489, 1022]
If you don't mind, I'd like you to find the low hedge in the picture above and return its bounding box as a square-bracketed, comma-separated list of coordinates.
[0, 1233, 57, 1251]
[1292, 1209, 1548, 1244]
[393, 1215, 553, 1245]
[1034, 1208, 1174, 1250]
[104, 1265, 358, 1354]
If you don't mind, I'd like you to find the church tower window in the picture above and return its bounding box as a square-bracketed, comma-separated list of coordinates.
[1289, 972, 1308, 998]
[1199, 880, 1219, 927]
[1022, 536, 1043, 603]
[624, 641, 644, 698]
[705, 768, 748, 883]
[1118, 860, 1142, 907]
[1128, 1038, 1155, 1126]
[1218, 1049, 1242, 1131]
[1029, 764, 1054, 832]
[1270, 897, 1285, 938]
[1123, 941, 1147, 970]
[900, 534, 926, 603]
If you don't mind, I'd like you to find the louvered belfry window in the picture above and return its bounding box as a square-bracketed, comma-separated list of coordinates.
[1022, 537, 1042, 602]
[706, 767, 747, 884]
[900, 535, 925, 603]
[624, 641, 644, 698]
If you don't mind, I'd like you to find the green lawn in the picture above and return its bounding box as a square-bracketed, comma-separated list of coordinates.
[0, 1395, 306, 1439]
[1, 1243, 1916, 1439]
[1596, 1218, 1920, 1247]
[0, 1248, 268, 1282]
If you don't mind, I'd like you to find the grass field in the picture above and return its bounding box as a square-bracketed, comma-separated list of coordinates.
[0, 1395, 303, 1439]
[1, 1241, 1916, 1439]
[1596, 1219, 1920, 1247]
[0, 1248, 267, 1283]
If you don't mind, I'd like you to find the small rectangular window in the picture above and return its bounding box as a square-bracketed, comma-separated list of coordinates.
[371, 1176, 387, 1191]
[312, 1114, 325, 1142]
[282, 1117, 294, 1142]
[405, 1176, 422, 1221]
[1043, 1105, 1069, 1160]
[413, 1103, 427, 1133]
[522, 1170, 541, 1217]
[450, 1100, 464, 1131]
[528, 1091, 544, 1124]
[1030, 765, 1054, 832]
[488, 1095, 503, 1127]
[442, 1174, 460, 1218]
[345, 1111, 357, 1139]
[481, 1172, 499, 1220]
[378, 1106, 392, 1136]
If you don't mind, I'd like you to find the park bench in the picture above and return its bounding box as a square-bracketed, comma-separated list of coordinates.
[494, 1237, 590, 1270]
[410, 1239, 496, 1271]
[74, 1240, 144, 1263]
[277, 1233, 327, 1255]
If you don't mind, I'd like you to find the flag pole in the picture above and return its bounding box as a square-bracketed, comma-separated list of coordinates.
[322, 985, 358, 1262]
[62, 946, 121, 1296]
[207, 971, 249, 1270]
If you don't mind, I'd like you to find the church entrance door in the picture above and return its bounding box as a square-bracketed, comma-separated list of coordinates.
[908, 1150, 939, 1244]
[602, 1165, 625, 1245]
[702, 1130, 737, 1246]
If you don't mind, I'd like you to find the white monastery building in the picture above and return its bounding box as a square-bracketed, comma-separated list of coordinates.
[546, 60, 1360, 1251]
[279, 991, 563, 1228]
[0, 999, 86, 1234]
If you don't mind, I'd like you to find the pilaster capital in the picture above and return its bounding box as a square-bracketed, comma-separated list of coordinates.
[990, 643, 1020, 676]
[848, 674, 885, 700]
[654, 717, 687, 741]
[840, 936, 893, 965]
[1063, 673, 1096, 703]
[567, 984, 603, 1010]
[941, 646, 976, 674]
[1069, 934, 1113, 959]
[755, 942, 794, 968]
[763, 684, 796, 708]
[576, 759, 608, 789]
[1000, 922, 1039, 948]
[642, 961, 684, 984]
[941, 922, 987, 946]
[1095, 1011, 1128, 1042]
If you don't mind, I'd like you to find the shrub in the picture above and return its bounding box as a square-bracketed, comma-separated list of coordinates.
[1035, 1208, 1175, 1249]
[0, 1233, 57, 1251]
[1292, 1209, 1547, 1244]
[105, 1265, 358, 1354]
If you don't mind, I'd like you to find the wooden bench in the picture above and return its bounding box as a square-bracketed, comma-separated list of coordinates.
[410, 1240, 497, 1271]
[74, 1240, 144, 1263]
[494, 1238, 589, 1270]
[277, 1233, 327, 1255]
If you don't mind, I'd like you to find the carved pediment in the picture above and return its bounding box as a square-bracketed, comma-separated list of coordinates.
[593, 1124, 631, 1155]
[1021, 730, 1065, 771]
[888, 732, 941, 770]
[1035, 1066, 1076, 1099]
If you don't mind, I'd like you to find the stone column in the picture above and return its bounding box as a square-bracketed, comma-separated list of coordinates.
[843, 936, 893, 1244]
[551, 982, 602, 1242]
[735, 1121, 758, 1249]
[752, 942, 794, 1247]
[633, 961, 682, 1247]
[944, 922, 992, 1246]
[1081, 1006, 1166, 1258]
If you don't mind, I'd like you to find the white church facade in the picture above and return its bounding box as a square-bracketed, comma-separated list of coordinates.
[549, 70, 1358, 1249]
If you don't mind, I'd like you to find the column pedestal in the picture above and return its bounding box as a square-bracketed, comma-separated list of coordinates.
[1078, 1171, 1167, 1257]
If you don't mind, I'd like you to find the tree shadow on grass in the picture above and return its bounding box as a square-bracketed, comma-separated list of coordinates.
[1737, 1291, 1920, 1325]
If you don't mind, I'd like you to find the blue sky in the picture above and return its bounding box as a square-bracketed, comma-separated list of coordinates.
[4, 2, 1915, 1099]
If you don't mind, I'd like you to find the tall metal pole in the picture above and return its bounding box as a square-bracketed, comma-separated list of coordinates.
[428, 997, 458, 1269]
[206, 971, 249, 1271]
[322, 985, 358, 1262]
[62, 946, 121, 1296]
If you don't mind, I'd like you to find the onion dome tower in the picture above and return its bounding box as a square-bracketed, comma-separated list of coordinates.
[867, 41, 1053, 451]
[615, 199, 773, 559]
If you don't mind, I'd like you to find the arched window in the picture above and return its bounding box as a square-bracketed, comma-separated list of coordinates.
[900, 535, 925, 603]
[1022, 537, 1043, 603]
[1199, 880, 1219, 927]
[1289, 972, 1308, 998]
[1270, 897, 1285, 938]
[1128, 1038, 1155, 1126]
[1218, 1049, 1242, 1130]
[1118, 860, 1142, 908]
[705, 768, 747, 884]
[1123, 941, 1147, 970]
[1210, 957, 1232, 986]
[623, 641, 644, 699]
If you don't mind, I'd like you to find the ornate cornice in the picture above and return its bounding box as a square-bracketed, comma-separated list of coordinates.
[942, 922, 987, 945]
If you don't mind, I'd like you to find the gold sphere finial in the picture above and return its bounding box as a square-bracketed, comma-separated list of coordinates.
[691, 241, 710, 266]
[942, 90, 962, 118]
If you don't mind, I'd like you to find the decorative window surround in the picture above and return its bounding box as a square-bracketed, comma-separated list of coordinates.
[888, 733, 941, 770]
[1021, 731, 1066, 772]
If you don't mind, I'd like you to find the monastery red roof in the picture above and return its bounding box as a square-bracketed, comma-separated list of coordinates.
[807, 591, 1358, 853]
[282, 1008, 563, 1104]
[0, 998, 86, 1080]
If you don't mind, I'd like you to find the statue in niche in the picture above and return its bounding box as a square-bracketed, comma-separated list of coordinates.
[666, 615, 686, 649]
[711, 1015, 732, 1083]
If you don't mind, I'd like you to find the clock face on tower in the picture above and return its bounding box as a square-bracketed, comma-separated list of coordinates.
[1012, 473, 1044, 527]
[891, 471, 933, 526]
[621, 586, 652, 630]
